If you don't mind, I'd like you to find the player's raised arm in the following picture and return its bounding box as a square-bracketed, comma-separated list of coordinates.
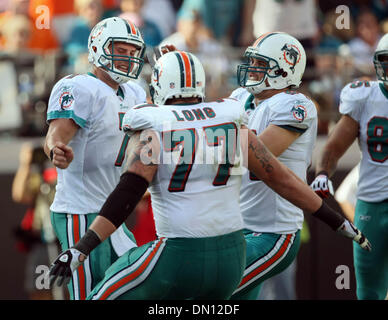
[243, 126, 371, 252]
[317, 115, 359, 176]
[311, 79, 365, 199]
[310, 115, 359, 198]
[49, 130, 159, 287]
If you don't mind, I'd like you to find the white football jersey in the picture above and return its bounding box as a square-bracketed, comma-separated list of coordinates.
[339, 80, 388, 202]
[123, 98, 247, 238]
[231, 88, 317, 234]
[47, 73, 146, 214]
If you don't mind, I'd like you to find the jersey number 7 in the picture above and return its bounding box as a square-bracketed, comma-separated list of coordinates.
[163, 123, 238, 192]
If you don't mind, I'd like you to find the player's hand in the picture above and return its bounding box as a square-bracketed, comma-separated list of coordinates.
[310, 174, 334, 198]
[49, 248, 85, 287]
[160, 44, 177, 55]
[51, 142, 74, 169]
[337, 220, 372, 251]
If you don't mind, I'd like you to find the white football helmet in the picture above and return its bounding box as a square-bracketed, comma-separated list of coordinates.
[374, 33, 388, 85]
[150, 51, 206, 105]
[88, 17, 145, 84]
[237, 32, 306, 94]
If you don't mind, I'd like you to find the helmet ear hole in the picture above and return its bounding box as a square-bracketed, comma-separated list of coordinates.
[92, 46, 97, 53]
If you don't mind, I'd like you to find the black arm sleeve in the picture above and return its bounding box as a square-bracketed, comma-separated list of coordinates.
[312, 201, 345, 230]
[99, 172, 149, 228]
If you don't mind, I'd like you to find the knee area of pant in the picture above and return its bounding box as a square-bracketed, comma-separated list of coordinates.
[357, 287, 385, 300]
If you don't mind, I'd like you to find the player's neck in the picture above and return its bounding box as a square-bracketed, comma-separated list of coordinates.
[254, 88, 288, 105]
[94, 67, 120, 91]
[167, 97, 202, 105]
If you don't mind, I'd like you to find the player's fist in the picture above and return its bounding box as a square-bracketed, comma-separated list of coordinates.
[337, 220, 372, 251]
[310, 174, 334, 198]
[51, 142, 74, 169]
[49, 248, 84, 287]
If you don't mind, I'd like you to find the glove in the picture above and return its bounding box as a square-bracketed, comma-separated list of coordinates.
[49, 248, 84, 287]
[310, 173, 334, 198]
[337, 220, 372, 251]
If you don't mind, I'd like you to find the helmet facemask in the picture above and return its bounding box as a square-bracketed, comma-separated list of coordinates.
[99, 37, 145, 82]
[374, 50, 388, 85]
[237, 48, 283, 94]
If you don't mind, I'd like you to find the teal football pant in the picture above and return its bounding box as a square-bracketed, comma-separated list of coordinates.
[353, 199, 388, 300]
[87, 230, 246, 300]
[231, 230, 300, 300]
[50, 211, 137, 300]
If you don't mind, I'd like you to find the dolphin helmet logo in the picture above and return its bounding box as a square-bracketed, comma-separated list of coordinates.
[281, 44, 301, 74]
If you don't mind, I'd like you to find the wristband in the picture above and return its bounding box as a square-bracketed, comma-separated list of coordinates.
[316, 170, 329, 177]
[312, 201, 345, 230]
[73, 229, 101, 256]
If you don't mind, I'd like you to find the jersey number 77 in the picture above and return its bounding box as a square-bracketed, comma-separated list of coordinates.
[162, 123, 239, 192]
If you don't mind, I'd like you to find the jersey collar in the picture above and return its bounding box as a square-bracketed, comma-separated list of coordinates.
[87, 72, 124, 99]
[244, 94, 256, 112]
[379, 82, 388, 100]
[116, 86, 124, 99]
[87, 72, 97, 79]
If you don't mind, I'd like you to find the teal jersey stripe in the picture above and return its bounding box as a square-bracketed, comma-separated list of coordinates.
[47, 110, 87, 128]
[277, 124, 307, 134]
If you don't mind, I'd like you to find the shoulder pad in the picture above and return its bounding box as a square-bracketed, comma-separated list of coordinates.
[229, 88, 251, 102]
[339, 80, 376, 119]
[268, 93, 317, 129]
[340, 80, 375, 103]
[122, 104, 160, 135]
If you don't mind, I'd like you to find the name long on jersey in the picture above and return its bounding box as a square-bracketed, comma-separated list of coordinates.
[123, 98, 248, 238]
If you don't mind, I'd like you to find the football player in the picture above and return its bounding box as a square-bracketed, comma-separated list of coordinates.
[44, 17, 146, 300]
[311, 34, 388, 300]
[49, 51, 370, 300]
[229, 32, 318, 300]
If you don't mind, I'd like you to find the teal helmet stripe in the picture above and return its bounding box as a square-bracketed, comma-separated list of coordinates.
[255, 32, 282, 48]
[122, 18, 137, 36]
[174, 52, 185, 88]
[188, 53, 196, 88]
[124, 19, 131, 34]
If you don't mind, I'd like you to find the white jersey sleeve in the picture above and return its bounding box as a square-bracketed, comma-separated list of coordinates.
[339, 82, 370, 122]
[47, 76, 94, 128]
[268, 95, 317, 133]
